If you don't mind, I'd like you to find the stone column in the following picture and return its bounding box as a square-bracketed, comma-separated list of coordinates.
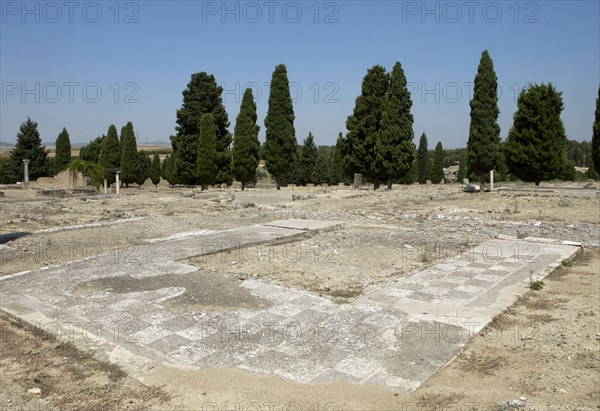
[490, 170, 494, 192]
[353, 174, 362, 189]
[115, 171, 120, 195]
[104, 179, 108, 194]
[22, 159, 30, 183]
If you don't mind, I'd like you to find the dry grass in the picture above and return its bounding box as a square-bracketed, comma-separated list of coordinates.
[416, 392, 465, 409]
[515, 295, 568, 310]
[526, 313, 557, 323]
[457, 352, 507, 376]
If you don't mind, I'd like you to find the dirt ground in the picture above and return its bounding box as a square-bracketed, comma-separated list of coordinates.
[1, 181, 599, 410]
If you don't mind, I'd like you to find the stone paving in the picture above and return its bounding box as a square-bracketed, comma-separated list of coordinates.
[0, 220, 580, 393]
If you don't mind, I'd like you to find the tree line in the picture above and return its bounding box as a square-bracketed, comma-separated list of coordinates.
[2, 57, 599, 189]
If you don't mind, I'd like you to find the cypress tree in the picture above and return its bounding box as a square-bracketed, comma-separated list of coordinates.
[135, 150, 150, 187]
[376, 61, 415, 189]
[417, 132, 429, 184]
[54, 127, 71, 174]
[311, 148, 330, 185]
[166, 151, 177, 186]
[232, 88, 260, 190]
[174, 72, 231, 185]
[120, 122, 140, 188]
[197, 113, 217, 190]
[149, 153, 161, 188]
[431, 141, 445, 184]
[592, 85, 600, 174]
[457, 156, 466, 185]
[299, 132, 318, 185]
[264, 64, 297, 189]
[504, 83, 567, 185]
[8, 117, 50, 182]
[467, 50, 501, 193]
[99, 125, 121, 185]
[345, 65, 389, 189]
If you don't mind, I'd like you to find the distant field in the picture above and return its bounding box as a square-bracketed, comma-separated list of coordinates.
[0, 146, 171, 160]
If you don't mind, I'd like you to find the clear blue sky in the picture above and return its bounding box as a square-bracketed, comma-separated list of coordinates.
[1, 0, 598, 148]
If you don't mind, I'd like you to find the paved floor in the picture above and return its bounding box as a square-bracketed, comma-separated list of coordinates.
[0, 220, 580, 393]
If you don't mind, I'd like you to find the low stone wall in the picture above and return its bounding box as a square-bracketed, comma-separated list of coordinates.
[30, 170, 91, 190]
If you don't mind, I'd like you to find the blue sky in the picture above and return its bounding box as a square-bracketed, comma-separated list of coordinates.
[1, 0, 598, 148]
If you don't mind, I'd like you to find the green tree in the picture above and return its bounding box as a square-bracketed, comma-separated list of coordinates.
[197, 113, 217, 190]
[166, 151, 177, 186]
[149, 153, 161, 188]
[174, 72, 231, 185]
[299, 132, 318, 185]
[79, 135, 104, 164]
[467, 50, 501, 193]
[8, 117, 50, 182]
[161, 155, 169, 179]
[264, 64, 298, 189]
[232, 88, 261, 190]
[376, 61, 415, 189]
[592, 85, 600, 174]
[99, 125, 121, 185]
[345, 65, 389, 189]
[417, 132, 429, 184]
[431, 142, 444, 184]
[135, 150, 150, 187]
[311, 147, 330, 185]
[53, 127, 71, 174]
[504, 84, 568, 185]
[171, 134, 199, 185]
[120, 122, 140, 188]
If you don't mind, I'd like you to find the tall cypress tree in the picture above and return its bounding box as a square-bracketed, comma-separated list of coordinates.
[592, 85, 600, 174]
[174, 72, 231, 186]
[197, 113, 217, 190]
[504, 83, 567, 185]
[467, 50, 501, 193]
[53, 127, 71, 175]
[135, 150, 150, 187]
[431, 141, 445, 184]
[299, 132, 318, 185]
[99, 125, 121, 185]
[120, 122, 140, 188]
[149, 153, 161, 188]
[264, 64, 297, 189]
[8, 117, 50, 182]
[232, 88, 260, 190]
[417, 132, 429, 184]
[166, 151, 177, 186]
[376, 61, 415, 189]
[345, 65, 389, 189]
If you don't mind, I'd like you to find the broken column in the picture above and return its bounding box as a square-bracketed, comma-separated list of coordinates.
[22, 159, 30, 183]
[115, 171, 120, 195]
[353, 174, 363, 189]
[490, 170, 494, 192]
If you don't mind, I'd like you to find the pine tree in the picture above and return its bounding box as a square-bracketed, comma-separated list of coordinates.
[8, 117, 50, 182]
[135, 150, 150, 187]
[149, 154, 161, 188]
[467, 50, 501, 193]
[504, 83, 567, 185]
[376, 61, 415, 189]
[99, 125, 121, 185]
[80, 135, 104, 164]
[53, 127, 71, 175]
[232, 88, 260, 190]
[120, 122, 140, 188]
[431, 142, 445, 184]
[592, 85, 600, 174]
[161, 155, 169, 180]
[174, 72, 231, 185]
[417, 132, 429, 184]
[197, 113, 217, 190]
[345, 65, 389, 189]
[264, 64, 297, 189]
[299, 132, 318, 185]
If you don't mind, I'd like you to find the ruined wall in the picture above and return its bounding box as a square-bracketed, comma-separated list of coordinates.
[30, 170, 91, 189]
